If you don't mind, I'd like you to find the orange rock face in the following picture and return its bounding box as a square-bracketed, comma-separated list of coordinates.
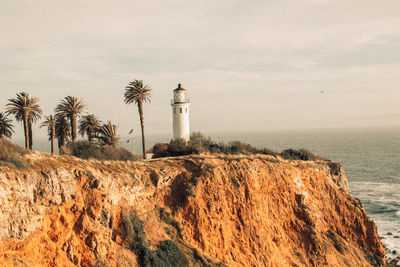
[0, 153, 385, 266]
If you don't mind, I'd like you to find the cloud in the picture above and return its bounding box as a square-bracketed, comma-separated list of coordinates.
[0, 0, 400, 143]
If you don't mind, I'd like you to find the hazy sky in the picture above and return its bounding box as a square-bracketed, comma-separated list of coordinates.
[1, 0, 400, 142]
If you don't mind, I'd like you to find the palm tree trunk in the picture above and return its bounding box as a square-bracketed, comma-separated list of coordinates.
[28, 120, 33, 150]
[51, 125, 55, 155]
[88, 129, 93, 143]
[138, 102, 146, 159]
[71, 115, 77, 142]
[59, 136, 66, 154]
[23, 115, 29, 149]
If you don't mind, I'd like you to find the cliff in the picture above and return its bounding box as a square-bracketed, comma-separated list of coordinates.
[0, 152, 385, 266]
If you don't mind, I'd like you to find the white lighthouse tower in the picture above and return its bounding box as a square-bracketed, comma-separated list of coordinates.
[171, 84, 190, 141]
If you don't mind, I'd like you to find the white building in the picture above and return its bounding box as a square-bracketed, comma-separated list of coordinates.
[171, 84, 190, 141]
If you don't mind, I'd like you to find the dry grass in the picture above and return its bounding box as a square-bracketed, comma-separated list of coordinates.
[62, 140, 141, 161]
[0, 138, 27, 161]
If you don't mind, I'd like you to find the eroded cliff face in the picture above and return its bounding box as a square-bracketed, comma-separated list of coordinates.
[0, 152, 385, 266]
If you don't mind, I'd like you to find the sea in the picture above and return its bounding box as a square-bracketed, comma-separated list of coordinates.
[26, 127, 400, 259]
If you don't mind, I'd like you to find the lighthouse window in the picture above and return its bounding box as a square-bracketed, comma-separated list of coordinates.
[180, 108, 182, 113]
[174, 108, 176, 114]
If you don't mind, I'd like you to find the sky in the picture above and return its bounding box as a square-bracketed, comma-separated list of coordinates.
[1, 0, 400, 143]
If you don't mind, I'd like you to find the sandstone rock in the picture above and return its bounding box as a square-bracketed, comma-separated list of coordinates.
[0, 153, 386, 266]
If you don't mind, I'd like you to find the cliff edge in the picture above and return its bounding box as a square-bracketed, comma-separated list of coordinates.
[0, 153, 385, 266]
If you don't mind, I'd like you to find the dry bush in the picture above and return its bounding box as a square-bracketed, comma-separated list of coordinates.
[0, 138, 27, 161]
[280, 149, 323, 161]
[152, 132, 326, 162]
[63, 140, 140, 161]
[122, 212, 189, 267]
[153, 132, 279, 158]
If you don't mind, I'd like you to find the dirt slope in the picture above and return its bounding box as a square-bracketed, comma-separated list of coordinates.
[0, 152, 385, 266]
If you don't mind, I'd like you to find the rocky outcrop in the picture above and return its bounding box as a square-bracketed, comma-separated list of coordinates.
[0, 152, 385, 266]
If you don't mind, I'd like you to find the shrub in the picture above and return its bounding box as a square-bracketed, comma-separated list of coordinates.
[361, 247, 384, 267]
[151, 143, 169, 158]
[280, 149, 320, 161]
[231, 178, 241, 188]
[328, 162, 342, 176]
[0, 138, 27, 161]
[10, 159, 26, 169]
[327, 230, 346, 253]
[122, 212, 188, 267]
[157, 208, 183, 239]
[306, 224, 317, 236]
[151, 132, 327, 162]
[152, 132, 279, 158]
[63, 140, 140, 161]
[167, 139, 195, 156]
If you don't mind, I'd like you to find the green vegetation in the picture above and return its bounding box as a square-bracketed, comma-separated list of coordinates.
[327, 230, 346, 253]
[55, 96, 86, 142]
[78, 114, 102, 143]
[328, 162, 342, 176]
[0, 112, 14, 139]
[62, 140, 140, 161]
[9, 159, 26, 169]
[96, 121, 120, 147]
[0, 138, 27, 169]
[124, 79, 152, 159]
[280, 149, 324, 161]
[348, 197, 363, 209]
[361, 247, 384, 267]
[306, 224, 317, 236]
[6, 92, 42, 150]
[41, 95, 125, 157]
[1, 87, 326, 166]
[185, 186, 196, 198]
[153, 132, 278, 158]
[0, 138, 26, 161]
[0, 81, 153, 161]
[157, 208, 183, 239]
[55, 114, 71, 149]
[40, 115, 56, 155]
[122, 212, 189, 267]
[152, 132, 324, 162]
[231, 178, 241, 188]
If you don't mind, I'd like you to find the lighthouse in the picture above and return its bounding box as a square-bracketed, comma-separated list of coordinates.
[171, 84, 190, 141]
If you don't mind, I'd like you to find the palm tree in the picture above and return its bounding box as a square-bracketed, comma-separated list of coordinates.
[96, 121, 120, 147]
[6, 92, 42, 149]
[28, 110, 42, 150]
[41, 115, 56, 155]
[124, 80, 152, 159]
[55, 96, 86, 142]
[79, 114, 101, 142]
[0, 112, 14, 139]
[55, 115, 71, 150]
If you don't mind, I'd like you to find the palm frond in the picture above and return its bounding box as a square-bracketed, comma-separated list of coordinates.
[0, 112, 14, 139]
[55, 96, 86, 117]
[78, 114, 102, 138]
[55, 114, 71, 144]
[41, 115, 56, 140]
[6, 92, 42, 121]
[95, 121, 120, 147]
[124, 80, 152, 105]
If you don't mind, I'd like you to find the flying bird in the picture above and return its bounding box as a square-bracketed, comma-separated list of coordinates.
[128, 129, 134, 135]
[320, 90, 325, 94]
